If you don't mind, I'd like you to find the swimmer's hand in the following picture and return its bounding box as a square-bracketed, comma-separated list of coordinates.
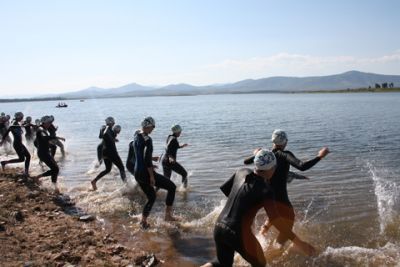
[253, 147, 262, 155]
[318, 147, 330, 159]
[169, 157, 176, 164]
[181, 143, 188, 148]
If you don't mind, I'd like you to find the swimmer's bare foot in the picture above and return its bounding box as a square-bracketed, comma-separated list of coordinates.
[140, 221, 150, 229]
[165, 215, 181, 222]
[182, 177, 188, 188]
[91, 180, 97, 191]
[32, 175, 42, 185]
[53, 183, 61, 195]
[165, 206, 181, 222]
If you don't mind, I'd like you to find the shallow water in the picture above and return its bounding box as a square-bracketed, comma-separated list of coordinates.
[1, 93, 400, 266]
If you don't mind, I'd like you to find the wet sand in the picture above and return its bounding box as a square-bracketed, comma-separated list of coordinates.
[0, 169, 161, 267]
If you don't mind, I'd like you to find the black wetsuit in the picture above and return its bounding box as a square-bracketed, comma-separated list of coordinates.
[48, 124, 58, 157]
[162, 134, 187, 183]
[132, 131, 176, 217]
[1, 121, 31, 171]
[0, 121, 8, 139]
[35, 127, 59, 182]
[93, 127, 126, 183]
[244, 149, 321, 245]
[212, 168, 296, 267]
[97, 125, 107, 163]
[23, 122, 35, 142]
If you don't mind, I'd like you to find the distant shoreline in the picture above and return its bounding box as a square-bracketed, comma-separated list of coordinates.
[1, 87, 399, 103]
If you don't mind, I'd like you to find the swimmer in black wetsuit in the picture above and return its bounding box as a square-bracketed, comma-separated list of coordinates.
[48, 116, 65, 157]
[0, 112, 31, 176]
[244, 129, 329, 248]
[32, 116, 65, 194]
[97, 117, 115, 165]
[201, 149, 315, 267]
[91, 124, 126, 191]
[161, 124, 189, 187]
[23, 116, 36, 143]
[0, 114, 12, 150]
[131, 116, 177, 229]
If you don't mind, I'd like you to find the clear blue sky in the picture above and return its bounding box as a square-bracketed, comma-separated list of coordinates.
[1, 0, 399, 96]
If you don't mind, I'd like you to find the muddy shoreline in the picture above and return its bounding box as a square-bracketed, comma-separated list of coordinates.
[0, 169, 161, 267]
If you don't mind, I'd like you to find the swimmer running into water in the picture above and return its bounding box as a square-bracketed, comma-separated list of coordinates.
[0, 112, 31, 176]
[130, 116, 178, 229]
[244, 129, 329, 248]
[32, 116, 65, 194]
[48, 116, 65, 157]
[97, 117, 115, 165]
[91, 123, 126, 191]
[201, 149, 315, 267]
[161, 124, 189, 188]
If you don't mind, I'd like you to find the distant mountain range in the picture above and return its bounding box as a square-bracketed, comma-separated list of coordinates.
[11, 71, 400, 100]
[53, 71, 399, 99]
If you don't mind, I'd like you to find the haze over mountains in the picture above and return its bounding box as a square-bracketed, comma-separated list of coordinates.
[37, 70, 400, 99]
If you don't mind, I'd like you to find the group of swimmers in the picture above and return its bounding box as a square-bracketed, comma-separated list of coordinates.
[93, 116, 189, 228]
[0, 112, 65, 193]
[1, 111, 330, 266]
[201, 130, 329, 266]
[92, 115, 330, 265]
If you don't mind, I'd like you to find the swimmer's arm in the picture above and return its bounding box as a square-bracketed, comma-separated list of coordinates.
[220, 173, 235, 197]
[287, 171, 309, 183]
[283, 151, 320, 171]
[0, 128, 11, 144]
[243, 155, 254, 165]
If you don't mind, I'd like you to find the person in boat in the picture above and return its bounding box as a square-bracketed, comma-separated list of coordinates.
[130, 116, 177, 229]
[32, 116, 65, 194]
[161, 124, 189, 188]
[244, 129, 329, 248]
[91, 124, 126, 191]
[48, 116, 65, 157]
[201, 149, 315, 267]
[0, 112, 31, 176]
[97, 117, 115, 165]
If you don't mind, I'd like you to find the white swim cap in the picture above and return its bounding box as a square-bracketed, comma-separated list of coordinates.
[41, 115, 53, 124]
[171, 124, 182, 133]
[271, 129, 288, 146]
[14, 112, 24, 119]
[113, 125, 121, 134]
[105, 116, 115, 125]
[141, 116, 155, 128]
[254, 149, 276, 171]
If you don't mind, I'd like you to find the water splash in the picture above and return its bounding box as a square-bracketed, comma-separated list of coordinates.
[367, 162, 400, 234]
[180, 199, 225, 230]
[316, 243, 400, 267]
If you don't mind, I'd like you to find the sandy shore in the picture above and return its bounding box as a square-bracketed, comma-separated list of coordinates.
[0, 169, 160, 267]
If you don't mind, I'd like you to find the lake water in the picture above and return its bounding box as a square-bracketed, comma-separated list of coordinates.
[1, 93, 400, 266]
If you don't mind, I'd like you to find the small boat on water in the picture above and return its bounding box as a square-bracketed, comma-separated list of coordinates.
[56, 102, 68, 108]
